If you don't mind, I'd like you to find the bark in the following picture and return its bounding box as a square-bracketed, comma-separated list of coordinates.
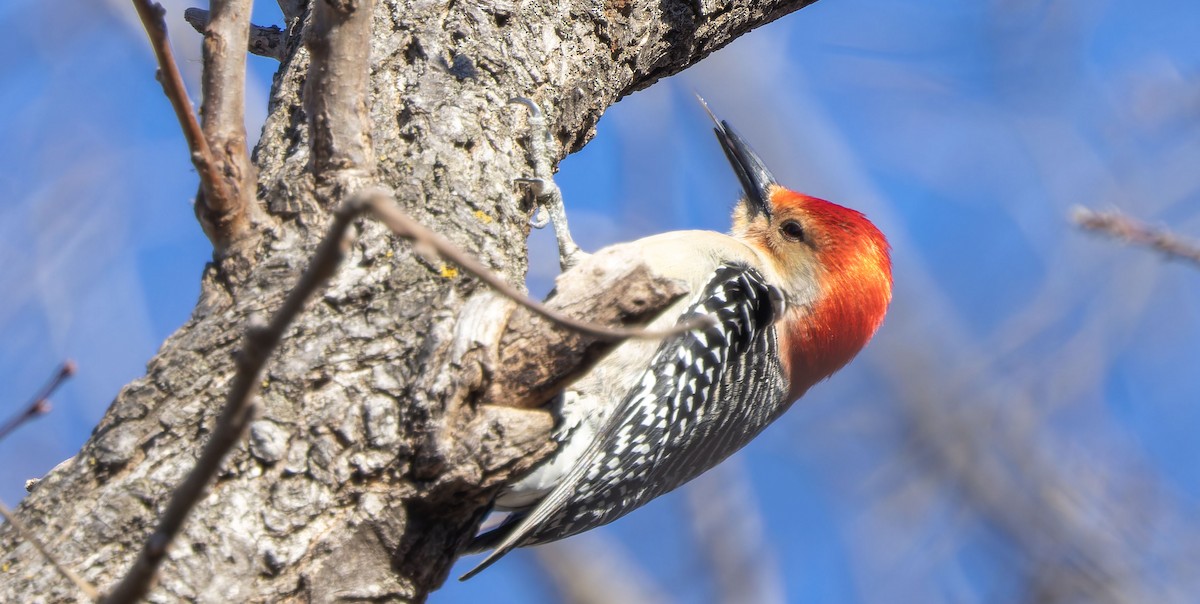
[185, 8, 289, 61]
[0, 0, 817, 601]
[197, 0, 257, 251]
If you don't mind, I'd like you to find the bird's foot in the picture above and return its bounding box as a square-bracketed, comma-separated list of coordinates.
[509, 97, 584, 272]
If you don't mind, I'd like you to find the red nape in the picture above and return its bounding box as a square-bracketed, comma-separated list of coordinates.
[773, 191, 893, 400]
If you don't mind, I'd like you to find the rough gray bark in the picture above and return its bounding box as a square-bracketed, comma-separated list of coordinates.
[0, 0, 817, 601]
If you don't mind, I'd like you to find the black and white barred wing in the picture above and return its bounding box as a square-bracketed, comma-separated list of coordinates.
[462, 263, 787, 579]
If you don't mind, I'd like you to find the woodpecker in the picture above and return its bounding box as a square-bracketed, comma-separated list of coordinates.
[462, 99, 892, 579]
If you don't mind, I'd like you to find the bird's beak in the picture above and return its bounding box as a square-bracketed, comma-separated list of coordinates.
[698, 96, 779, 221]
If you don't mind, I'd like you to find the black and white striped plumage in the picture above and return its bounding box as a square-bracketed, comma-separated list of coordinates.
[462, 263, 789, 579]
[461, 99, 894, 580]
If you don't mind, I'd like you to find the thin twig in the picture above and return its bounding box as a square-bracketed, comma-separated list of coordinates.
[0, 361, 75, 442]
[1073, 207, 1200, 269]
[130, 0, 237, 248]
[362, 192, 710, 340]
[0, 362, 95, 598]
[0, 501, 99, 600]
[100, 202, 365, 604]
[183, 8, 287, 61]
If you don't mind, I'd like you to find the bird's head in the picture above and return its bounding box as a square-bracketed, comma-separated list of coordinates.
[705, 104, 893, 394]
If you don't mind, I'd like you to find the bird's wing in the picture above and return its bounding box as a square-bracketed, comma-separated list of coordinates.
[461, 263, 788, 580]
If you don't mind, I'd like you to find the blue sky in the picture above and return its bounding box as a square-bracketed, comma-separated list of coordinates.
[4, 0, 1200, 602]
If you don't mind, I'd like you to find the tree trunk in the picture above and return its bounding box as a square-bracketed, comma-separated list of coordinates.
[0, 0, 816, 600]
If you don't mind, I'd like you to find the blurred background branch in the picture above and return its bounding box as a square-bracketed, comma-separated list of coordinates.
[1073, 207, 1200, 269]
[533, 535, 672, 604]
[686, 463, 785, 604]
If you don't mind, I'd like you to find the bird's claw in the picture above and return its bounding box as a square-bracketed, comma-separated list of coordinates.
[510, 98, 585, 271]
[508, 96, 543, 118]
[514, 178, 551, 227]
[528, 205, 550, 229]
[514, 176, 547, 198]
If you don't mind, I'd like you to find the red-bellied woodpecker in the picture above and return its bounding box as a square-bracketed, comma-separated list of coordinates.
[462, 98, 892, 579]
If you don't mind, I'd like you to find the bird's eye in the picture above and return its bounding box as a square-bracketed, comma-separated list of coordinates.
[780, 220, 805, 242]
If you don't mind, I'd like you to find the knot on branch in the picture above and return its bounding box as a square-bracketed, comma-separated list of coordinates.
[478, 247, 690, 410]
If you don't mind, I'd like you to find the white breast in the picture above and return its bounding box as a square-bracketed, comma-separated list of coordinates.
[494, 230, 762, 510]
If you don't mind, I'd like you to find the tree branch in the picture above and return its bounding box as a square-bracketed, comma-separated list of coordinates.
[196, 0, 257, 249]
[363, 194, 707, 342]
[0, 361, 74, 442]
[879, 348, 1152, 603]
[100, 201, 363, 604]
[1073, 207, 1200, 269]
[130, 0, 241, 251]
[685, 463, 785, 604]
[305, 0, 376, 190]
[184, 8, 287, 61]
[0, 363, 94, 599]
[484, 250, 690, 409]
[533, 535, 670, 604]
[99, 188, 699, 601]
[0, 501, 98, 600]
